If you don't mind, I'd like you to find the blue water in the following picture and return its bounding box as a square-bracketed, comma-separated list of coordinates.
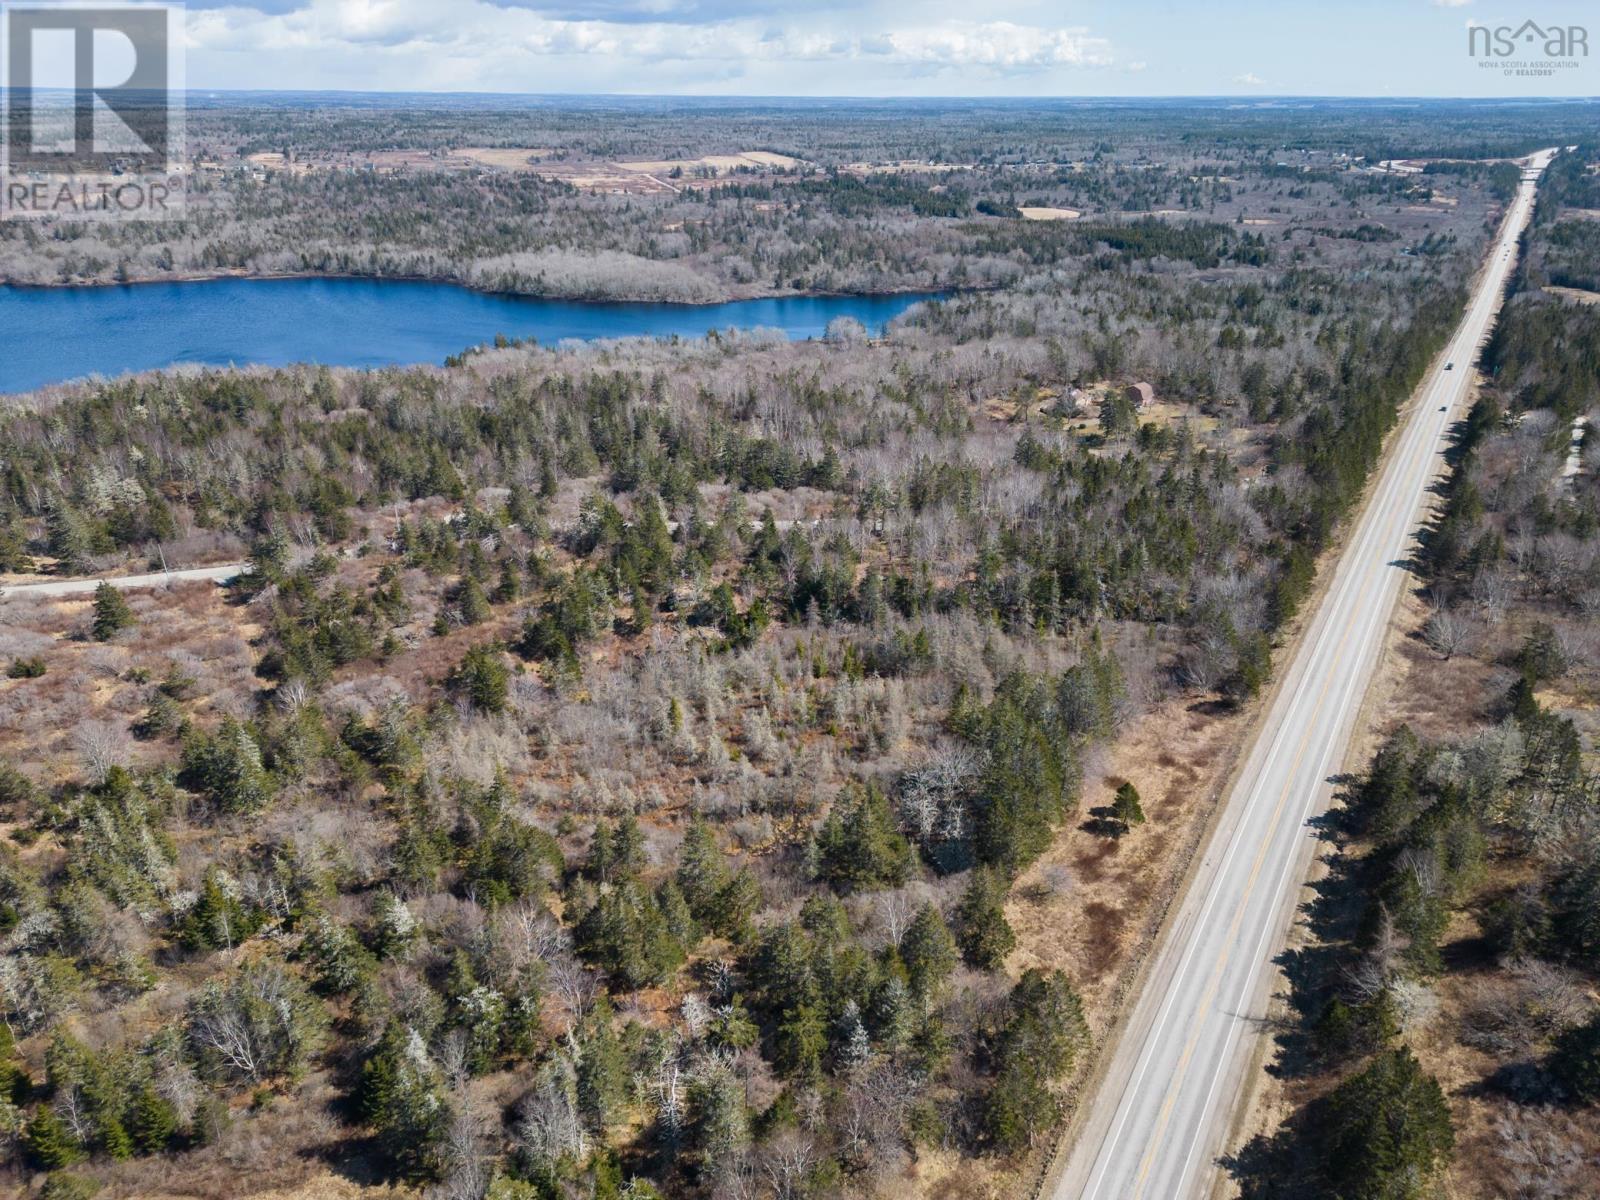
[0, 276, 940, 395]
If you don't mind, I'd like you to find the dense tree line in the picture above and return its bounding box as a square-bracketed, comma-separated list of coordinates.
[0, 101, 1535, 297]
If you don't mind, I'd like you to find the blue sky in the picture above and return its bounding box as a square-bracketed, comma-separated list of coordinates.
[172, 0, 1599, 96]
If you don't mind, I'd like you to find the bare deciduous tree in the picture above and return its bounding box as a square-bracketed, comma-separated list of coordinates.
[74, 719, 130, 785]
[436, 1100, 492, 1200]
[516, 1057, 588, 1167]
[1423, 607, 1473, 660]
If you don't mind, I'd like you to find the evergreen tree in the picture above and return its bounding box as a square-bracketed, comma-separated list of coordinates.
[448, 644, 510, 714]
[749, 922, 816, 1015]
[656, 878, 701, 950]
[505, 483, 534, 529]
[129, 1085, 178, 1154]
[101, 1116, 134, 1160]
[359, 1022, 450, 1181]
[575, 879, 686, 990]
[300, 913, 378, 995]
[610, 817, 647, 878]
[371, 892, 419, 960]
[900, 904, 957, 999]
[181, 868, 262, 952]
[677, 820, 731, 917]
[587, 817, 646, 884]
[45, 497, 93, 574]
[0, 1025, 29, 1107]
[686, 1061, 749, 1171]
[774, 1000, 827, 1080]
[814, 783, 915, 893]
[708, 997, 760, 1053]
[1551, 1010, 1600, 1104]
[710, 869, 762, 944]
[1356, 726, 1424, 847]
[677, 822, 758, 941]
[870, 976, 914, 1052]
[0, 512, 32, 574]
[1099, 390, 1137, 438]
[180, 718, 274, 815]
[1111, 781, 1146, 832]
[592, 1149, 624, 1200]
[495, 558, 521, 604]
[957, 867, 1017, 970]
[457, 575, 491, 626]
[836, 999, 872, 1071]
[983, 969, 1089, 1153]
[243, 527, 290, 592]
[459, 984, 510, 1074]
[1057, 637, 1124, 738]
[1312, 988, 1400, 1065]
[25, 1108, 84, 1169]
[91, 582, 135, 641]
[964, 679, 1077, 874]
[1316, 1047, 1453, 1200]
[576, 1003, 629, 1129]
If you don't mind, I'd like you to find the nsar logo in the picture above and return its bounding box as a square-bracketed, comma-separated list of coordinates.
[1468, 19, 1588, 76]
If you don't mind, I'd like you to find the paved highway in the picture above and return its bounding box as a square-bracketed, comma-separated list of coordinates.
[1052, 147, 1557, 1200]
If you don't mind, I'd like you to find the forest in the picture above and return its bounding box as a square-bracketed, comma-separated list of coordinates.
[0, 97, 1577, 300]
[0, 109, 1574, 1200]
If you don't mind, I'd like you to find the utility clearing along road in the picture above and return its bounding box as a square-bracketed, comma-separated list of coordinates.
[1053, 148, 1556, 1200]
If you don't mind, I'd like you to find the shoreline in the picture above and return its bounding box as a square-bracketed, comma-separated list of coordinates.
[0, 276, 952, 397]
[0, 267, 962, 309]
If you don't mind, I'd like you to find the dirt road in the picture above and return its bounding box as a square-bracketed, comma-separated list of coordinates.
[0, 563, 244, 600]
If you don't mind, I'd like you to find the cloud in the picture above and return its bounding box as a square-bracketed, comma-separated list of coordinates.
[1433, 0, 1472, 8]
[183, 1, 304, 11]
[181, 1, 1120, 90]
[879, 23, 1111, 69]
[1232, 72, 1265, 86]
[486, 0, 830, 24]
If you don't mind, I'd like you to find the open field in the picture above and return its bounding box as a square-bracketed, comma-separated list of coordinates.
[450, 147, 556, 170]
[1546, 285, 1600, 305]
[611, 151, 805, 174]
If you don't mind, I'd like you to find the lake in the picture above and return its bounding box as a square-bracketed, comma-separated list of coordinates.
[0, 276, 942, 395]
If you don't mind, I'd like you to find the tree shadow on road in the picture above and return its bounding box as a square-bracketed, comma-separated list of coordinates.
[1220, 770, 1380, 1198]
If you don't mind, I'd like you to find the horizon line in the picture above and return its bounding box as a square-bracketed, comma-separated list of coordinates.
[161, 89, 1600, 102]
